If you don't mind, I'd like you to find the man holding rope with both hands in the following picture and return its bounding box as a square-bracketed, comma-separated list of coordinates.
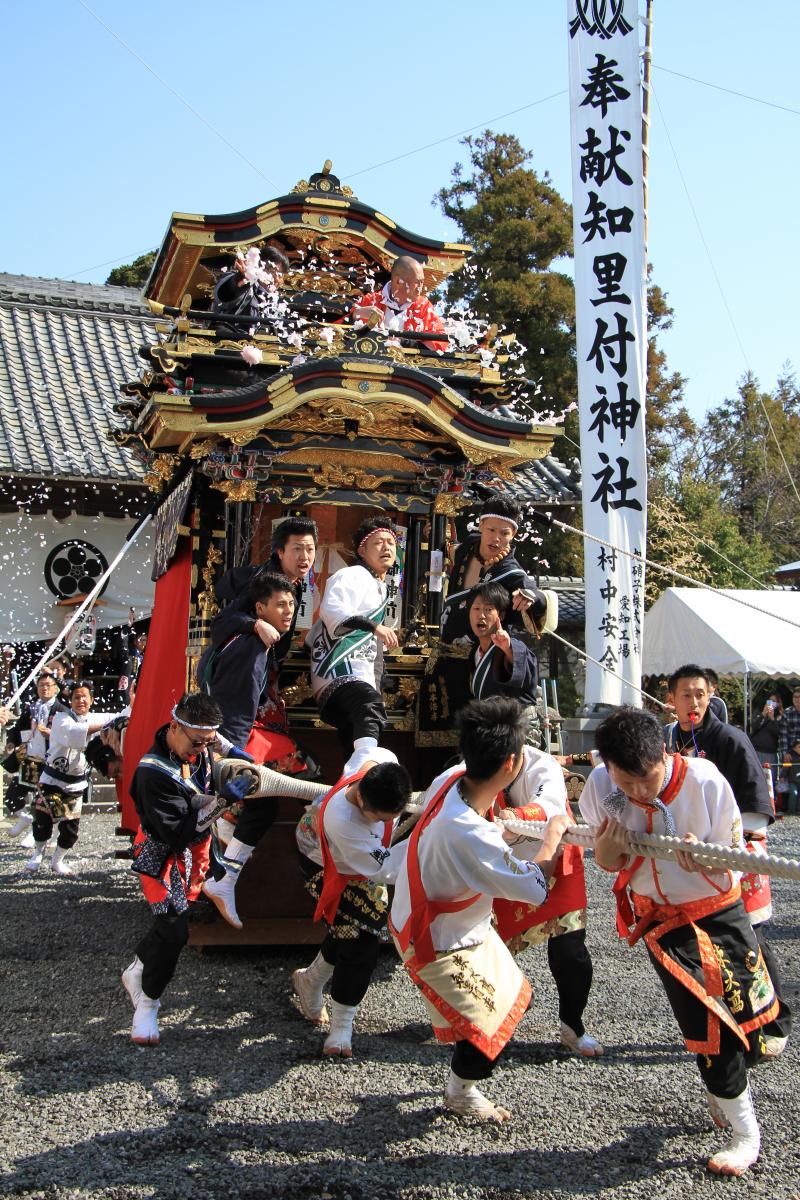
[581, 706, 784, 1178]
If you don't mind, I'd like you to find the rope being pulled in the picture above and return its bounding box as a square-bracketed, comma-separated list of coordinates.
[211, 761, 800, 881]
[397, 797, 800, 881]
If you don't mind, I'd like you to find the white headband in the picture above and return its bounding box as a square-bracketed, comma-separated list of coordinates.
[171, 705, 220, 732]
[479, 513, 519, 532]
[357, 527, 396, 555]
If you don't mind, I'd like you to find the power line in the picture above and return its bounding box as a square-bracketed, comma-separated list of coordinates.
[342, 90, 567, 181]
[652, 83, 800, 509]
[544, 511, 800, 629]
[76, 0, 279, 191]
[65, 247, 158, 281]
[655, 65, 800, 118]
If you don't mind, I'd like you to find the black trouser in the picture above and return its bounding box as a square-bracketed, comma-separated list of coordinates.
[648, 949, 760, 1100]
[136, 909, 190, 1000]
[233, 796, 278, 849]
[548, 928, 593, 1037]
[320, 682, 387, 760]
[32, 811, 80, 850]
[320, 930, 380, 1007]
[451, 1039, 504, 1082]
[754, 922, 793, 1041]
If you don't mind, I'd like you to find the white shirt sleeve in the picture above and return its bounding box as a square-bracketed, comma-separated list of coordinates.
[447, 820, 549, 907]
[343, 745, 398, 776]
[320, 567, 372, 638]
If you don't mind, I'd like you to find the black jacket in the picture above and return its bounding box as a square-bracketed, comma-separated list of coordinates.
[468, 636, 538, 706]
[666, 709, 773, 821]
[749, 714, 781, 756]
[198, 629, 276, 748]
[130, 725, 212, 852]
[212, 555, 302, 665]
[440, 535, 545, 644]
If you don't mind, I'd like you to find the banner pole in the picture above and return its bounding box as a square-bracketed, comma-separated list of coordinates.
[6, 514, 153, 710]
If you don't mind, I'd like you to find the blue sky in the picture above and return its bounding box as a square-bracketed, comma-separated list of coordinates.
[3, 1, 797, 421]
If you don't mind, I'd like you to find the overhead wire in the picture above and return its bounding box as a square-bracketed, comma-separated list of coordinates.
[654, 65, 800, 118]
[342, 90, 567, 181]
[76, 0, 280, 191]
[539, 510, 800, 629]
[651, 82, 800, 508]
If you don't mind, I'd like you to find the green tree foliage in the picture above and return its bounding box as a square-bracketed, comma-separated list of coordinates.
[646, 273, 697, 478]
[436, 131, 576, 414]
[699, 370, 800, 566]
[106, 251, 156, 288]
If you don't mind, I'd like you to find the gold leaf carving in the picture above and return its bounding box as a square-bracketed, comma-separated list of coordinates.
[211, 479, 259, 502]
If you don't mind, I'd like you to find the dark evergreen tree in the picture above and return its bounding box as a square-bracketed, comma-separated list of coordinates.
[106, 251, 156, 288]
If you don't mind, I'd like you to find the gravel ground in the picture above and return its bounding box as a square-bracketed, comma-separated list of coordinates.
[1, 812, 798, 1200]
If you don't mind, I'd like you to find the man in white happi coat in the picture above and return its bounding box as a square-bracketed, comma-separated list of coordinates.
[309, 516, 400, 760]
[391, 696, 569, 1122]
[581, 706, 782, 1177]
[292, 743, 411, 1058]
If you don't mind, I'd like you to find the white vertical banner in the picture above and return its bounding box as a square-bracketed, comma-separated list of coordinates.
[568, 0, 647, 705]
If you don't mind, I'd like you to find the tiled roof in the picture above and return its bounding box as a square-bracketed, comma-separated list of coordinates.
[512, 453, 581, 505]
[0, 273, 158, 482]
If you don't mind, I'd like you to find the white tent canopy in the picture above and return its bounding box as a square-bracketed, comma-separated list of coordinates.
[643, 587, 800, 677]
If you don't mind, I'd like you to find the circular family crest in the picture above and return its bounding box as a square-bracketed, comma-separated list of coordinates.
[44, 540, 108, 599]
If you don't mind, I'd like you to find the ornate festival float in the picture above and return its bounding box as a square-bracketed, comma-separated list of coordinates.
[114, 163, 566, 943]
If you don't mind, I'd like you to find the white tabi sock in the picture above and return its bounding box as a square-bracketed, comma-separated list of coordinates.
[222, 837, 255, 875]
[51, 845, 70, 868]
[707, 1086, 761, 1176]
[25, 840, 49, 871]
[444, 1069, 511, 1122]
[323, 1000, 357, 1057]
[304, 951, 335, 992]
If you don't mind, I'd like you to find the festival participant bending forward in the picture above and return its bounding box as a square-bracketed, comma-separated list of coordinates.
[493, 741, 602, 1057]
[390, 697, 569, 1122]
[309, 516, 400, 759]
[121, 693, 248, 1046]
[293, 745, 411, 1058]
[581, 707, 782, 1177]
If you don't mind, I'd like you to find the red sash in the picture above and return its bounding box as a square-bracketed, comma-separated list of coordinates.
[313, 771, 392, 925]
[393, 768, 481, 967]
[613, 754, 689, 938]
[493, 799, 586, 941]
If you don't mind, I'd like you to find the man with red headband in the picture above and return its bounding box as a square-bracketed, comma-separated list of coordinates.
[309, 515, 401, 759]
[351, 257, 447, 353]
[582, 706, 781, 1177]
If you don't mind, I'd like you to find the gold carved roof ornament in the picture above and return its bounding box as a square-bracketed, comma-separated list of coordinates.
[211, 479, 260, 502]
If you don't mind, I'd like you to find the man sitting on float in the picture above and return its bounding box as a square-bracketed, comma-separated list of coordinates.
[199, 571, 302, 929]
[211, 516, 318, 672]
[351, 256, 447, 353]
[213, 243, 290, 336]
[440, 495, 554, 645]
[308, 516, 400, 761]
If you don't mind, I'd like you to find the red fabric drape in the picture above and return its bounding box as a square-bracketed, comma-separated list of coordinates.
[117, 540, 192, 834]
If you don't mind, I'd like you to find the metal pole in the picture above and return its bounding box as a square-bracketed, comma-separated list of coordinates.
[642, 0, 654, 251]
[7, 514, 153, 710]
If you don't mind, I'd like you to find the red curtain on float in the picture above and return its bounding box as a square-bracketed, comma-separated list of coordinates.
[117, 539, 192, 834]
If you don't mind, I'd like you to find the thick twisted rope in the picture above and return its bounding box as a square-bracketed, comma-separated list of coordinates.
[396, 797, 800, 881]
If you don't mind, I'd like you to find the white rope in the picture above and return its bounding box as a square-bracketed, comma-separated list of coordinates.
[397, 798, 800, 881]
[542, 512, 800, 631]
